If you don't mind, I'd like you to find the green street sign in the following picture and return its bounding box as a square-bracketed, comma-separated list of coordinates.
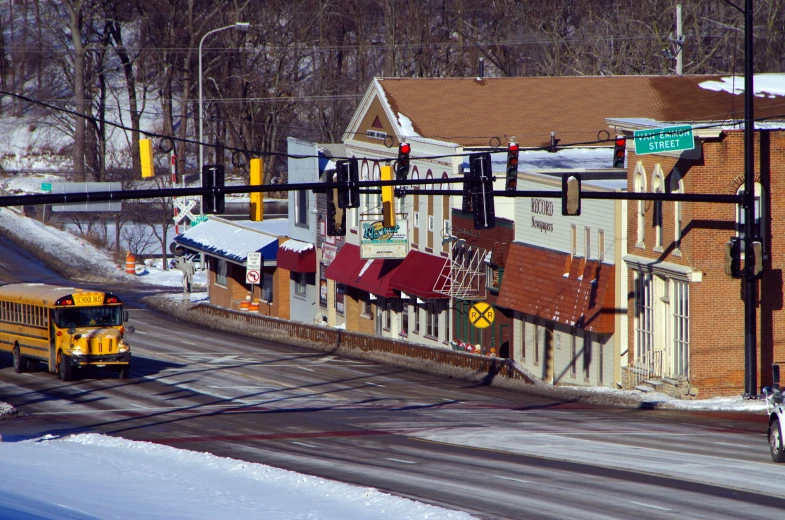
[190, 215, 208, 226]
[41, 183, 52, 192]
[633, 125, 694, 155]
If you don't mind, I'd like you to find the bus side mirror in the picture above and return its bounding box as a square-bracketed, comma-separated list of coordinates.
[123, 310, 129, 322]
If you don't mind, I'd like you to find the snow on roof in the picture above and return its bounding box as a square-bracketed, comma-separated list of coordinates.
[174, 218, 281, 264]
[460, 147, 614, 172]
[280, 239, 314, 253]
[699, 74, 785, 98]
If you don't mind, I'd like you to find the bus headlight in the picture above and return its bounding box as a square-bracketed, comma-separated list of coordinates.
[118, 342, 130, 353]
[70, 346, 84, 355]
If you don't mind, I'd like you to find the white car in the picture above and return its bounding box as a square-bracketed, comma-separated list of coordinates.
[763, 366, 785, 463]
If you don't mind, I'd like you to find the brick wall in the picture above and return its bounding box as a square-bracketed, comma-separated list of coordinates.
[626, 130, 785, 397]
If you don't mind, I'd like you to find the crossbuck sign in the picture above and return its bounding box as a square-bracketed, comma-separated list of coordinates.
[173, 198, 197, 224]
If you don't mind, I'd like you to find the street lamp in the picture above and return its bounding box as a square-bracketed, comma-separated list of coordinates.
[198, 21, 250, 210]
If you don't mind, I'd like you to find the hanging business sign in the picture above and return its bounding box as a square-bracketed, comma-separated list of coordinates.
[360, 219, 409, 259]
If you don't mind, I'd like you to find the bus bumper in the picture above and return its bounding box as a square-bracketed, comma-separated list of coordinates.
[69, 353, 131, 367]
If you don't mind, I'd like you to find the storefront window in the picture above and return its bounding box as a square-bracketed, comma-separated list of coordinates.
[319, 263, 328, 307]
[216, 259, 227, 286]
[262, 269, 273, 302]
[336, 283, 345, 315]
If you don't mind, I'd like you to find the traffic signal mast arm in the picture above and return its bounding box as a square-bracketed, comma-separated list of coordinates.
[0, 181, 743, 208]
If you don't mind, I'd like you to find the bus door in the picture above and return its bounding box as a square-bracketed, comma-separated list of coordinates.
[48, 308, 57, 372]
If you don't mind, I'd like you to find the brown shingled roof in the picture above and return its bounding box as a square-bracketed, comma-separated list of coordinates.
[496, 242, 615, 334]
[378, 76, 785, 148]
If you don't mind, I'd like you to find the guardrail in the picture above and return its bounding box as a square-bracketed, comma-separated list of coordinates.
[197, 303, 534, 383]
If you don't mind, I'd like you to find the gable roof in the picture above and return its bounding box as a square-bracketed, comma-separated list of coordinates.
[374, 75, 785, 148]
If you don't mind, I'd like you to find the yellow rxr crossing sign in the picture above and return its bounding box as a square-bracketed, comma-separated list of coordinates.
[469, 302, 495, 329]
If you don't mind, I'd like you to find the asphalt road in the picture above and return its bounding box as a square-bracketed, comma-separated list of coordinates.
[1, 237, 785, 519]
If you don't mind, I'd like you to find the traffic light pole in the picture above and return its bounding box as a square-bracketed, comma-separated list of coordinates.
[743, 0, 757, 398]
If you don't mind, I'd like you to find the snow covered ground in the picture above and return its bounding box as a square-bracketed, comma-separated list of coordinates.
[0, 434, 472, 520]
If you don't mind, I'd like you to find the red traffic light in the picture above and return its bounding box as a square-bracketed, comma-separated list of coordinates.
[615, 137, 626, 148]
[508, 143, 519, 153]
[399, 143, 411, 154]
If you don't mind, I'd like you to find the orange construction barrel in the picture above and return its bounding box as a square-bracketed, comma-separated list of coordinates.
[125, 252, 136, 275]
[249, 300, 260, 312]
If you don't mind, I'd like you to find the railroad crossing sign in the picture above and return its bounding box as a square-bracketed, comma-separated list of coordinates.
[246, 252, 262, 285]
[173, 198, 197, 224]
[469, 302, 495, 329]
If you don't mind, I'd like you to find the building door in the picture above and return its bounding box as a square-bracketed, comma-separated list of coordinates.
[544, 323, 554, 384]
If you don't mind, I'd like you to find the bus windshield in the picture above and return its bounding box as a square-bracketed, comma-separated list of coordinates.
[56, 306, 122, 328]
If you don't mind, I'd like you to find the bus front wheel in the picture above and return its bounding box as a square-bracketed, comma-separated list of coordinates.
[13, 345, 27, 374]
[117, 365, 130, 379]
[59, 353, 73, 382]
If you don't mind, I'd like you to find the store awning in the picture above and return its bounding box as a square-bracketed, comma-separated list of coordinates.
[277, 239, 316, 273]
[496, 242, 615, 334]
[352, 258, 402, 298]
[324, 244, 364, 286]
[389, 250, 449, 299]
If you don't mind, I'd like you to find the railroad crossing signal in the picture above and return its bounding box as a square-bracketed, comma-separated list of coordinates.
[469, 302, 495, 329]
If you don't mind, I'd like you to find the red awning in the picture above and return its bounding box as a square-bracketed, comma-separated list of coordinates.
[324, 244, 363, 286]
[496, 242, 615, 334]
[324, 244, 403, 297]
[352, 258, 402, 298]
[277, 239, 316, 273]
[389, 250, 449, 299]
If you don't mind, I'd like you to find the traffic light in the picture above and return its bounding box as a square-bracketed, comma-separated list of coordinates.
[336, 158, 360, 209]
[249, 158, 263, 221]
[469, 152, 495, 230]
[201, 164, 225, 214]
[394, 142, 411, 197]
[724, 238, 741, 278]
[613, 135, 626, 168]
[324, 168, 345, 236]
[461, 166, 473, 213]
[140, 139, 155, 178]
[562, 174, 581, 216]
[505, 142, 519, 191]
[380, 165, 395, 228]
[752, 241, 763, 277]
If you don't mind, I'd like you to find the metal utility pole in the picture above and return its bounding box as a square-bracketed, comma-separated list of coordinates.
[675, 5, 684, 75]
[743, 0, 757, 398]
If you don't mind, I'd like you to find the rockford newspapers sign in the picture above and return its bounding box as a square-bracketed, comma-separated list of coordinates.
[360, 219, 409, 259]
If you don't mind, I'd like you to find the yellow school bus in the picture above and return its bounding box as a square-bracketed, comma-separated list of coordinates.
[0, 283, 133, 381]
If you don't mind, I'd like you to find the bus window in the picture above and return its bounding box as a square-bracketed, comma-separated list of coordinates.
[56, 307, 122, 328]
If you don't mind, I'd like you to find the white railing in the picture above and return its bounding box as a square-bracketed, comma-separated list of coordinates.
[630, 349, 664, 388]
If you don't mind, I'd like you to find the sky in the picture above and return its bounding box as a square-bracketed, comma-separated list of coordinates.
[3, 76, 785, 517]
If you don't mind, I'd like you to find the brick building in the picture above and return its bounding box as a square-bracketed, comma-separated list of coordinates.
[612, 119, 785, 397]
[173, 217, 291, 319]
